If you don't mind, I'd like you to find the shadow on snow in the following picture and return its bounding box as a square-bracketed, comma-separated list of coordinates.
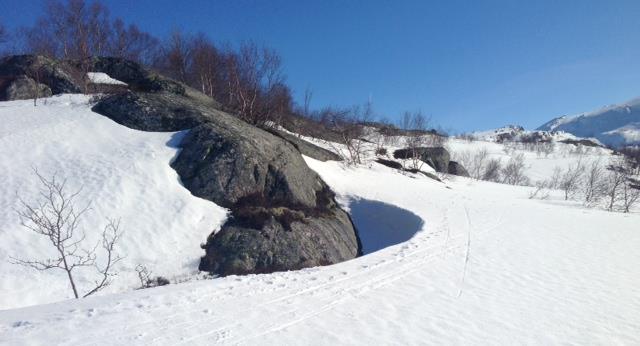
[348, 198, 424, 255]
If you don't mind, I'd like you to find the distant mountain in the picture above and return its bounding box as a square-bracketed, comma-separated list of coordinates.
[537, 97, 640, 147]
[472, 124, 591, 144]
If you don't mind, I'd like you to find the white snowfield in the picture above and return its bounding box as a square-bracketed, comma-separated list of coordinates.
[0, 96, 639, 345]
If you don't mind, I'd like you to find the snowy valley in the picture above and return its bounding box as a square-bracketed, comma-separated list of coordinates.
[0, 93, 638, 345]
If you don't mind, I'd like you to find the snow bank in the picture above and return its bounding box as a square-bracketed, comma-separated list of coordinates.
[0, 95, 227, 309]
[86, 72, 127, 86]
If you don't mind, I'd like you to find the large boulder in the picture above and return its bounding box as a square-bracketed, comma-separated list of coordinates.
[393, 146, 470, 177]
[448, 161, 470, 177]
[92, 91, 208, 131]
[91, 85, 361, 276]
[199, 185, 360, 275]
[172, 122, 320, 209]
[88, 57, 186, 95]
[0, 55, 82, 99]
[0, 76, 52, 100]
[393, 147, 451, 172]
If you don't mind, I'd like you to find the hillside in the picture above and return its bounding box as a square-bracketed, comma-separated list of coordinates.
[537, 96, 640, 147]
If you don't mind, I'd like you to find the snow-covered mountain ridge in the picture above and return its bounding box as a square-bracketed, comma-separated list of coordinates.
[537, 96, 640, 147]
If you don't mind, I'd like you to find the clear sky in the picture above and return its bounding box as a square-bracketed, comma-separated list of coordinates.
[2, 0, 640, 133]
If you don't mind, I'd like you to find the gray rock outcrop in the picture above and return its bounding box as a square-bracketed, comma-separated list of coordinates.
[393, 147, 450, 172]
[0, 54, 362, 277]
[0, 76, 52, 100]
[92, 83, 361, 276]
[0, 55, 81, 99]
[266, 128, 342, 162]
[393, 146, 469, 177]
[448, 161, 470, 177]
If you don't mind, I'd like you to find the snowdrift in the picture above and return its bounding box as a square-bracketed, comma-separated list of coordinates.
[0, 95, 227, 309]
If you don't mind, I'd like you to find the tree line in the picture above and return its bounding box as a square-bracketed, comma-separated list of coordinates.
[0, 0, 293, 127]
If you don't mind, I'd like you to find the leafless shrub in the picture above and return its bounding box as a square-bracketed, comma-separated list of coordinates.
[482, 158, 502, 182]
[547, 166, 563, 189]
[135, 264, 170, 289]
[325, 103, 372, 165]
[399, 111, 429, 170]
[620, 179, 640, 213]
[455, 148, 489, 180]
[542, 142, 555, 158]
[529, 181, 551, 200]
[501, 153, 529, 186]
[583, 159, 606, 205]
[10, 170, 123, 299]
[559, 158, 584, 200]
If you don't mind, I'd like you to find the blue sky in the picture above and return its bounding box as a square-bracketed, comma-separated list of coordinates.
[2, 0, 640, 133]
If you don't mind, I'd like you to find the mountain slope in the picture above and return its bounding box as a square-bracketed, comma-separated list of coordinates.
[537, 97, 640, 147]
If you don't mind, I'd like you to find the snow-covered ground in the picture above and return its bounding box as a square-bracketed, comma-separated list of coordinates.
[1, 158, 639, 345]
[0, 95, 227, 310]
[0, 96, 639, 345]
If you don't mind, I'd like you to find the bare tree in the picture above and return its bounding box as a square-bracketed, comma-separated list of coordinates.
[399, 111, 429, 170]
[108, 19, 158, 64]
[501, 153, 529, 186]
[470, 148, 489, 180]
[604, 165, 626, 211]
[482, 158, 502, 182]
[10, 170, 123, 299]
[160, 30, 192, 83]
[559, 158, 584, 200]
[303, 87, 313, 118]
[583, 159, 606, 205]
[547, 166, 563, 189]
[620, 179, 640, 213]
[454, 148, 490, 180]
[23, 0, 111, 60]
[329, 103, 371, 165]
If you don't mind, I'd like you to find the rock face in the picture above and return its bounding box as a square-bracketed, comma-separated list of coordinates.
[394, 147, 450, 172]
[172, 122, 320, 209]
[0, 76, 52, 100]
[0, 55, 81, 99]
[393, 146, 469, 177]
[199, 185, 359, 274]
[92, 91, 210, 131]
[266, 128, 342, 162]
[448, 161, 470, 177]
[92, 80, 361, 276]
[88, 57, 187, 95]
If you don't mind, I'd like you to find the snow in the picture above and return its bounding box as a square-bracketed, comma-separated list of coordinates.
[0, 95, 227, 310]
[0, 97, 639, 344]
[446, 137, 612, 183]
[86, 72, 127, 86]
